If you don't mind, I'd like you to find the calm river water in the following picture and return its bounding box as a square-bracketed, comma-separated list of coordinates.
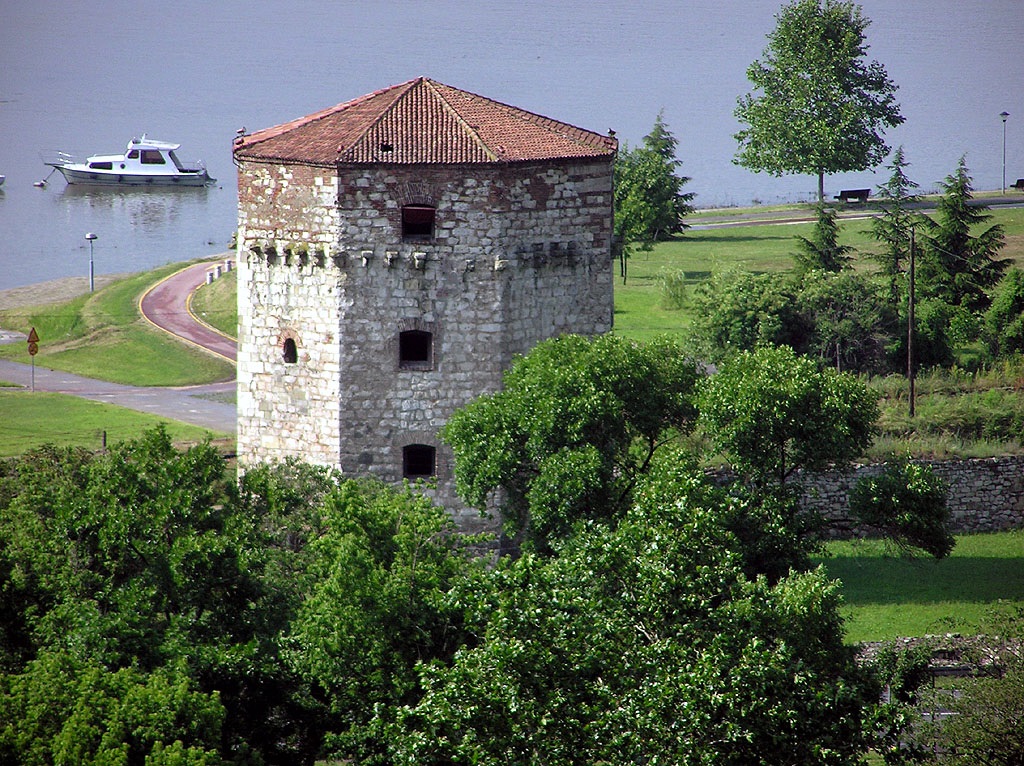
[1, 0, 1021, 291]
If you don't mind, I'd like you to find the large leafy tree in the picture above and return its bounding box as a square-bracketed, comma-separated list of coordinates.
[283, 479, 485, 764]
[918, 156, 1009, 312]
[388, 470, 878, 765]
[799, 269, 893, 374]
[442, 333, 701, 554]
[688, 270, 813, 361]
[696, 345, 878, 489]
[984, 267, 1024, 357]
[734, 0, 903, 201]
[0, 430, 344, 765]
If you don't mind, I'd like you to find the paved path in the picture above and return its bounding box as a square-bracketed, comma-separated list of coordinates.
[0, 359, 236, 433]
[1, 257, 238, 434]
[139, 260, 237, 362]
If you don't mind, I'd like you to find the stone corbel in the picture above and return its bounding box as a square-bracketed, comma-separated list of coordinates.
[361, 250, 373, 267]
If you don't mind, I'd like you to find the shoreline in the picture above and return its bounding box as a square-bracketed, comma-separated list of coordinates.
[0, 273, 135, 311]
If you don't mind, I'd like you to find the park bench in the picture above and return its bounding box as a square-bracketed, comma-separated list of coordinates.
[1011, 178, 1024, 191]
[833, 188, 871, 203]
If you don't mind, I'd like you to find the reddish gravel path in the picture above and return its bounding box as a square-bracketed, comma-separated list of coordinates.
[139, 261, 237, 362]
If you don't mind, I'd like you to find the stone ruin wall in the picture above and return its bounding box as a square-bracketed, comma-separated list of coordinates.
[236, 158, 614, 531]
[798, 455, 1024, 536]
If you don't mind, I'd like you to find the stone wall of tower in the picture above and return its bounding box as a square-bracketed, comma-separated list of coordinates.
[236, 157, 614, 532]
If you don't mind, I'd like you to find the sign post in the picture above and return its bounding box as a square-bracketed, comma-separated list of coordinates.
[27, 327, 39, 392]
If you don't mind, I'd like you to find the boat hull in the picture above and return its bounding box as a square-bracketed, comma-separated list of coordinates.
[48, 164, 213, 187]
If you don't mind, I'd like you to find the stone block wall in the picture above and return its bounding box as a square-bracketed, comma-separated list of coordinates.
[798, 456, 1024, 536]
[236, 157, 614, 532]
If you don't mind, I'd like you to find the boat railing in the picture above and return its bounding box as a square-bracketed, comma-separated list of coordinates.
[41, 150, 79, 166]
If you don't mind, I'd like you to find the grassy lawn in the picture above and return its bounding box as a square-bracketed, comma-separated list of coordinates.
[190, 267, 237, 338]
[0, 389, 226, 456]
[0, 261, 234, 386]
[818, 529, 1024, 643]
[614, 204, 1024, 344]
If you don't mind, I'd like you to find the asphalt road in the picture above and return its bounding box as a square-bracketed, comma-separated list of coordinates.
[139, 260, 237, 362]
[1, 258, 237, 434]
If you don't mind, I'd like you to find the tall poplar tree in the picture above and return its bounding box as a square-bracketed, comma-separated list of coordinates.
[734, 0, 903, 202]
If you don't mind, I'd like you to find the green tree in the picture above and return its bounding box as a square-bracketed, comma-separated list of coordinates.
[688, 270, 813, 361]
[923, 646, 1024, 764]
[799, 269, 894, 374]
[442, 334, 700, 553]
[918, 156, 1009, 311]
[793, 202, 854, 272]
[870, 146, 921, 306]
[389, 473, 878, 764]
[848, 459, 954, 558]
[696, 345, 878, 489]
[283, 479, 484, 764]
[984, 268, 1024, 357]
[0, 429, 329, 765]
[614, 113, 696, 280]
[734, 0, 903, 201]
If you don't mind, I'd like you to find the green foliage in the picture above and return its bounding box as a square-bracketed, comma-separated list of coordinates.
[658, 268, 690, 310]
[283, 480, 485, 764]
[848, 459, 954, 558]
[869, 146, 921, 306]
[388, 483, 876, 764]
[0, 429, 332, 764]
[442, 334, 700, 552]
[793, 203, 854, 273]
[689, 268, 896, 374]
[918, 156, 1009, 311]
[984, 268, 1024, 356]
[614, 113, 695, 250]
[734, 0, 903, 199]
[0, 654, 226, 765]
[689, 269, 812, 359]
[697, 346, 879, 488]
[925, 654, 1024, 764]
[799, 269, 895, 373]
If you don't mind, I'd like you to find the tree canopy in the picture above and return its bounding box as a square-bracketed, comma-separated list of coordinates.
[918, 156, 1009, 312]
[734, 0, 903, 201]
[869, 146, 921, 306]
[697, 345, 879, 489]
[441, 333, 700, 553]
[614, 112, 696, 280]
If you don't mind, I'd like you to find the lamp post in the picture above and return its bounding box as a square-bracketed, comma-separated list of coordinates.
[1001, 111, 1009, 194]
[85, 232, 97, 292]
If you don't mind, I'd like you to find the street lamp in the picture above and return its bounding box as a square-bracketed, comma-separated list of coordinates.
[85, 232, 97, 292]
[1001, 111, 1009, 194]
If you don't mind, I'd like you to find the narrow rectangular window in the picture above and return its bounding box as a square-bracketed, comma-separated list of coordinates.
[399, 330, 432, 369]
[402, 205, 435, 239]
[403, 444, 436, 478]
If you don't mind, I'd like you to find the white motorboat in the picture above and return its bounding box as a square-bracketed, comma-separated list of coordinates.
[44, 135, 214, 186]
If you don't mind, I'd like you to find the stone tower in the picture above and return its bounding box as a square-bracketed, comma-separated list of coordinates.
[233, 77, 617, 530]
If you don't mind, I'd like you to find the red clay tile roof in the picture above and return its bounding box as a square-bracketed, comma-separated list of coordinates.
[233, 77, 617, 166]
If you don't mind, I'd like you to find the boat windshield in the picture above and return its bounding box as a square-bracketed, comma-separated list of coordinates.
[140, 149, 166, 165]
[168, 151, 186, 171]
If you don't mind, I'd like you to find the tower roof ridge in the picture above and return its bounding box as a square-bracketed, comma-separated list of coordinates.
[234, 77, 616, 166]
